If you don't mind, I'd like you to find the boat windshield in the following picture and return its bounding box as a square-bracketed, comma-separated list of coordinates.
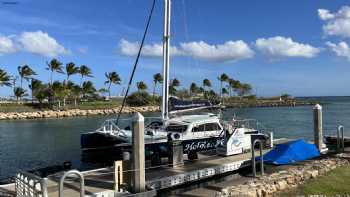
[166, 124, 188, 132]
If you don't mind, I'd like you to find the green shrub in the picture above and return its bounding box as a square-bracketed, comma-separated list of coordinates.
[126, 92, 152, 106]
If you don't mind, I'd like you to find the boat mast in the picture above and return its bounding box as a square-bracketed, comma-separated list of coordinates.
[162, 0, 171, 120]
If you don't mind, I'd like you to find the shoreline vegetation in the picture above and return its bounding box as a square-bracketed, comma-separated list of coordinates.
[0, 59, 319, 120]
[0, 97, 317, 120]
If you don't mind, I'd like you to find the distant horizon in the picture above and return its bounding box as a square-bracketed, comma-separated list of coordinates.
[1, 1, 350, 97]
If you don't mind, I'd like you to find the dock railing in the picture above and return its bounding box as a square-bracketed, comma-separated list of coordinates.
[324, 125, 345, 153]
[15, 171, 48, 197]
[59, 170, 85, 197]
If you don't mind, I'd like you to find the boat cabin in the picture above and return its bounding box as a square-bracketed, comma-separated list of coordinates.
[167, 113, 223, 141]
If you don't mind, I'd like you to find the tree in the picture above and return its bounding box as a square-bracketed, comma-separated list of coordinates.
[67, 81, 81, 106]
[218, 73, 229, 97]
[46, 59, 64, 85]
[81, 81, 96, 98]
[17, 65, 36, 89]
[79, 65, 93, 87]
[104, 71, 121, 98]
[65, 62, 79, 82]
[136, 81, 147, 92]
[222, 87, 229, 96]
[14, 87, 27, 103]
[233, 80, 242, 96]
[238, 83, 252, 96]
[281, 93, 291, 100]
[170, 78, 180, 95]
[153, 73, 163, 97]
[203, 79, 211, 90]
[0, 69, 12, 87]
[98, 88, 109, 97]
[228, 78, 236, 97]
[33, 84, 50, 108]
[52, 81, 65, 108]
[190, 82, 198, 97]
[29, 79, 42, 102]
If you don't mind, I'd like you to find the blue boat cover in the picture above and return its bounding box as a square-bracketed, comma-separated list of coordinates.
[262, 139, 320, 165]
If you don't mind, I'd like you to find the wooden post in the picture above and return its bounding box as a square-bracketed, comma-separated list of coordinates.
[132, 112, 145, 193]
[313, 104, 323, 152]
[114, 161, 123, 192]
[168, 140, 183, 167]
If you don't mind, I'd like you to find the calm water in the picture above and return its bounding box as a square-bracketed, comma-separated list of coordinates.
[1, 96, 350, 180]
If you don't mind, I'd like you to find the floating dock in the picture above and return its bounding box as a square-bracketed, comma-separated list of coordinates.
[0, 143, 286, 197]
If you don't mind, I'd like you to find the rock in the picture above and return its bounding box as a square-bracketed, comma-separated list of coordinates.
[275, 180, 287, 191]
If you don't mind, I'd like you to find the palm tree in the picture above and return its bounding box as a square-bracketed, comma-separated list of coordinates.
[0, 69, 12, 87]
[65, 62, 79, 82]
[33, 84, 50, 108]
[46, 59, 64, 85]
[190, 82, 198, 97]
[17, 65, 36, 88]
[228, 78, 237, 97]
[153, 73, 163, 97]
[136, 81, 147, 92]
[29, 79, 42, 102]
[169, 78, 180, 95]
[203, 79, 211, 90]
[14, 87, 27, 103]
[238, 83, 252, 96]
[79, 65, 93, 87]
[52, 81, 66, 108]
[67, 81, 81, 106]
[222, 87, 229, 96]
[233, 80, 242, 96]
[104, 71, 121, 98]
[81, 81, 96, 98]
[218, 73, 229, 97]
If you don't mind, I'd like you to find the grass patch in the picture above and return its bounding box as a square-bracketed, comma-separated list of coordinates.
[277, 166, 350, 196]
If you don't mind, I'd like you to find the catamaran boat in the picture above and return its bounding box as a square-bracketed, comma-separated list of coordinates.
[80, 0, 269, 159]
[80, 97, 218, 151]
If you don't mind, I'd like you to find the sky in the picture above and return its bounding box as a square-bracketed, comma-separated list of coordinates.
[1, 0, 350, 97]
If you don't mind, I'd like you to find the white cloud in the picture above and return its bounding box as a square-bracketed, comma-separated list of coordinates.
[119, 39, 183, 57]
[17, 31, 68, 57]
[0, 36, 17, 55]
[326, 41, 350, 61]
[318, 6, 350, 37]
[255, 36, 320, 58]
[318, 9, 335, 20]
[119, 39, 254, 62]
[180, 40, 254, 62]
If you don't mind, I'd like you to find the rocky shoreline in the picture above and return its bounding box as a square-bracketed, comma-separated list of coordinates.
[0, 106, 160, 120]
[217, 154, 350, 197]
[224, 100, 317, 108]
[0, 100, 318, 120]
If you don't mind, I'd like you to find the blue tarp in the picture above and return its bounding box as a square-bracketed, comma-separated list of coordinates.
[262, 139, 320, 165]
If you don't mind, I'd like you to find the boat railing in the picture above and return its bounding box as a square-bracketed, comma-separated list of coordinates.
[223, 118, 274, 137]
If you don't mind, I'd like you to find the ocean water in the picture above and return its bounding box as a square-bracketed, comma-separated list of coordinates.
[0, 96, 349, 181]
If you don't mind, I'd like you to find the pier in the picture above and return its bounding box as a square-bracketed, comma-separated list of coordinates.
[0, 146, 280, 197]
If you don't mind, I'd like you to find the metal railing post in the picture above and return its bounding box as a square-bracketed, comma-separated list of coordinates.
[341, 126, 345, 152]
[41, 178, 48, 197]
[251, 140, 256, 178]
[259, 141, 264, 175]
[270, 132, 274, 148]
[251, 139, 264, 178]
[59, 170, 85, 197]
[337, 126, 341, 152]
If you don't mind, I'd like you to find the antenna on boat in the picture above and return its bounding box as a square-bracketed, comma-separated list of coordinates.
[162, 0, 171, 121]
